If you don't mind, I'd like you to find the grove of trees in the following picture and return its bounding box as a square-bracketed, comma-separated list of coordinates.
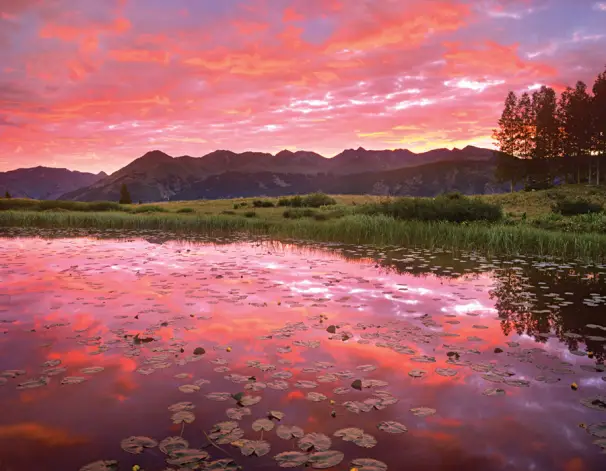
[493, 66, 606, 190]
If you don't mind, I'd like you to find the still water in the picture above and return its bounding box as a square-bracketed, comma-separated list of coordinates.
[1, 232, 605, 471]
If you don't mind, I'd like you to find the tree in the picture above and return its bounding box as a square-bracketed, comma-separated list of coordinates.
[119, 184, 132, 204]
[517, 92, 535, 159]
[592, 67, 606, 185]
[493, 92, 522, 191]
[559, 81, 593, 183]
[4, 191, 11, 199]
[532, 86, 560, 161]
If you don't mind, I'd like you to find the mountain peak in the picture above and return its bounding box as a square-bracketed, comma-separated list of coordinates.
[140, 150, 172, 161]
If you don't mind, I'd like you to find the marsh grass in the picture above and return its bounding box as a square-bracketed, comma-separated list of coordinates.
[2, 211, 606, 261]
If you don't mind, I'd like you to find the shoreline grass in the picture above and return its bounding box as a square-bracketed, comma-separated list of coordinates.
[2, 210, 606, 262]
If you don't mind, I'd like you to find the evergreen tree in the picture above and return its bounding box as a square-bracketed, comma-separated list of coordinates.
[517, 92, 535, 159]
[4, 191, 11, 199]
[493, 92, 522, 191]
[119, 184, 132, 204]
[532, 86, 560, 160]
[592, 67, 606, 185]
[559, 82, 593, 183]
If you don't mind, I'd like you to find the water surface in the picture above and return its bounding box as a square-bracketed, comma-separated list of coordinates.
[1, 234, 605, 471]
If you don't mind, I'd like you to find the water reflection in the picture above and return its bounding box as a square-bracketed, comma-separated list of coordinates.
[0, 232, 605, 471]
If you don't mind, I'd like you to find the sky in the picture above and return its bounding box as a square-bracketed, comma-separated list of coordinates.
[0, 0, 605, 174]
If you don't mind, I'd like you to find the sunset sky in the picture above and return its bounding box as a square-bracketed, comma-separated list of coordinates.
[1, 0, 605, 174]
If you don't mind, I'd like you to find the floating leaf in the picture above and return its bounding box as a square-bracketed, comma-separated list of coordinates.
[171, 411, 195, 424]
[307, 392, 327, 402]
[435, 368, 458, 377]
[587, 423, 606, 439]
[274, 451, 309, 468]
[298, 433, 332, 451]
[79, 460, 118, 471]
[206, 392, 232, 401]
[17, 376, 49, 389]
[408, 369, 426, 378]
[503, 379, 530, 388]
[168, 401, 194, 412]
[581, 396, 606, 411]
[269, 410, 285, 421]
[239, 395, 262, 406]
[61, 376, 87, 385]
[307, 450, 344, 469]
[326, 325, 337, 334]
[159, 436, 189, 454]
[205, 459, 240, 470]
[351, 379, 363, 390]
[80, 367, 104, 374]
[165, 449, 209, 467]
[353, 433, 377, 448]
[482, 388, 506, 396]
[193, 347, 205, 355]
[334, 427, 364, 442]
[361, 379, 388, 389]
[350, 458, 388, 471]
[277, 425, 304, 440]
[252, 418, 275, 432]
[410, 407, 436, 417]
[179, 384, 200, 393]
[357, 364, 377, 372]
[295, 380, 318, 389]
[377, 421, 407, 434]
[120, 436, 158, 455]
[227, 407, 251, 420]
[239, 439, 271, 457]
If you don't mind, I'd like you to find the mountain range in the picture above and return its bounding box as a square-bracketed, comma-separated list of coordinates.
[0, 166, 107, 200]
[2, 146, 505, 202]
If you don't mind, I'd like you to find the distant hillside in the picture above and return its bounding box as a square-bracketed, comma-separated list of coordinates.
[61, 146, 496, 201]
[171, 158, 507, 200]
[0, 167, 107, 200]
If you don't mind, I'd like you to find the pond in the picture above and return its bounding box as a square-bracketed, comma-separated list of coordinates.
[1, 232, 605, 471]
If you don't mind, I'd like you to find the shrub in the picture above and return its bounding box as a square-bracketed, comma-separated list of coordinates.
[359, 195, 503, 223]
[244, 211, 256, 218]
[252, 200, 275, 208]
[221, 210, 236, 215]
[130, 205, 167, 213]
[283, 208, 317, 219]
[552, 198, 603, 216]
[239, 201, 248, 207]
[176, 207, 195, 214]
[233, 203, 240, 210]
[277, 197, 291, 207]
[301, 193, 336, 208]
[0, 199, 39, 211]
[441, 191, 464, 200]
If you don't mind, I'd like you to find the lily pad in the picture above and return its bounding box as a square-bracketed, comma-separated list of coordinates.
[226, 407, 251, 420]
[80, 367, 104, 374]
[351, 458, 388, 471]
[193, 347, 205, 355]
[236, 439, 270, 457]
[274, 451, 309, 468]
[178, 384, 200, 393]
[61, 376, 87, 385]
[482, 388, 506, 396]
[295, 380, 318, 389]
[298, 433, 332, 451]
[165, 448, 209, 467]
[277, 425, 305, 440]
[503, 378, 530, 388]
[205, 459, 240, 470]
[408, 369, 426, 378]
[171, 411, 195, 424]
[239, 395, 262, 406]
[168, 401, 194, 412]
[410, 407, 436, 417]
[269, 410, 285, 421]
[79, 460, 118, 471]
[377, 421, 407, 433]
[206, 392, 232, 401]
[334, 427, 364, 442]
[351, 379, 363, 390]
[307, 392, 327, 402]
[353, 433, 377, 448]
[307, 450, 344, 469]
[120, 436, 158, 454]
[587, 423, 606, 438]
[252, 418, 275, 432]
[17, 376, 49, 389]
[159, 436, 189, 454]
[435, 368, 458, 377]
[581, 396, 606, 411]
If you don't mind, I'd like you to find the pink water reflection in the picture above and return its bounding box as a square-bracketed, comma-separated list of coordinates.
[0, 237, 603, 471]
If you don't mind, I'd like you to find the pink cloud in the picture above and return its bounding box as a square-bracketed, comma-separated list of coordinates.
[0, 0, 603, 173]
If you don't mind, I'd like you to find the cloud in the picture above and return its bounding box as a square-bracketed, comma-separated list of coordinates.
[0, 0, 602, 172]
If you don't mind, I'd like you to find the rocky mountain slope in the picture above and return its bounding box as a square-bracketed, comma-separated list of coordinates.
[0, 167, 107, 200]
[61, 146, 497, 201]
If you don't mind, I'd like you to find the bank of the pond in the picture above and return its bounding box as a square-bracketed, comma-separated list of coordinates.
[2, 210, 606, 262]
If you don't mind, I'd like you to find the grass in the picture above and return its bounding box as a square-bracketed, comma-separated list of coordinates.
[2, 186, 606, 261]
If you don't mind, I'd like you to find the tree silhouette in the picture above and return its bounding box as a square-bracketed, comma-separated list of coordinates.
[119, 184, 132, 204]
[4, 191, 11, 199]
